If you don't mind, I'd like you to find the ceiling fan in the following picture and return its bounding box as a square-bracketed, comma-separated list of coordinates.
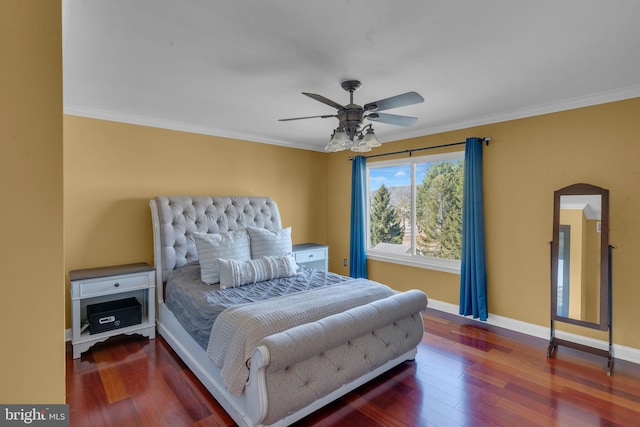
[279, 80, 424, 152]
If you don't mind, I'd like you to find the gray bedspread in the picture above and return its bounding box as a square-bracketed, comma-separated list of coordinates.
[208, 279, 396, 396]
[165, 263, 352, 349]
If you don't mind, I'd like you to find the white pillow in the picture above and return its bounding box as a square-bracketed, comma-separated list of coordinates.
[193, 230, 251, 285]
[246, 226, 292, 258]
[218, 253, 298, 289]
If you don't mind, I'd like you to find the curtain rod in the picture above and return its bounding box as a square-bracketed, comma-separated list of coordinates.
[348, 137, 492, 160]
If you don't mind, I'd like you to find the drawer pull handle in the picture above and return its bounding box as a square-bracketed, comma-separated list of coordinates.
[308, 254, 314, 258]
[114, 282, 120, 288]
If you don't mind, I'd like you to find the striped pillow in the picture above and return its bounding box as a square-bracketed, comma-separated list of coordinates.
[218, 254, 298, 289]
[193, 230, 251, 285]
[246, 226, 292, 258]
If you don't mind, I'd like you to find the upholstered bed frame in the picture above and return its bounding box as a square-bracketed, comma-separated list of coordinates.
[149, 196, 427, 426]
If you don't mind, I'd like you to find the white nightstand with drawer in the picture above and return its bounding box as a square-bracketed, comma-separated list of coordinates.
[70, 263, 155, 359]
[292, 243, 328, 272]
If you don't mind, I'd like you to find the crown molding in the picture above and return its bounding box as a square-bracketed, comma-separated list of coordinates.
[64, 84, 640, 152]
[63, 104, 308, 150]
[380, 84, 640, 144]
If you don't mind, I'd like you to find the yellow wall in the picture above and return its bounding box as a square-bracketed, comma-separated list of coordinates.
[326, 97, 640, 349]
[0, 2, 65, 403]
[63, 98, 640, 351]
[63, 116, 327, 327]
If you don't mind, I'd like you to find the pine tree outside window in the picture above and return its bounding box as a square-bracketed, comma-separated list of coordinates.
[366, 151, 464, 273]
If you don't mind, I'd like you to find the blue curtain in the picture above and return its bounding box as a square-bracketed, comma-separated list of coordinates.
[459, 137, 488, 320]
[349, 155, 368, 278]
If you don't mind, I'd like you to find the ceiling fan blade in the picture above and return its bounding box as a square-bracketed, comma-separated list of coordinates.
[364, 92, 424, 112]
[278, 114, 336, 122]
[302, 92, 346, 110]
[367, 112, 418, 127]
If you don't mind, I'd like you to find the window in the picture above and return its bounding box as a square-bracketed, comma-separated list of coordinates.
[366, 151, 465, 273]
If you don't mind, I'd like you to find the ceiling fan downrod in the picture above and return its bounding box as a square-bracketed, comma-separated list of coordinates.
[341, 80, 362, 107]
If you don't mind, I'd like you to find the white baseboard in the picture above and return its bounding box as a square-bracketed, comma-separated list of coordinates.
[427, 299, 640, 365]
[66, 301, 640, 365]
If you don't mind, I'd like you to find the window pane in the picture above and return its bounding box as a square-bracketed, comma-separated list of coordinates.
[369, 165, 411, 254]
[366, 150, 464, 272]
[415, 160, 464, 261]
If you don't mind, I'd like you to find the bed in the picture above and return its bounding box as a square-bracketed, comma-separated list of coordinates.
[149, 196, 427, 426]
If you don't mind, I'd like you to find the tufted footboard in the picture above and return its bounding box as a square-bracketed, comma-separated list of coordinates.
[245, 289, 427, 425]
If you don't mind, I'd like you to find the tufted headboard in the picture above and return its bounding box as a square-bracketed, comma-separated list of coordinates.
[149, 196, 282, 288]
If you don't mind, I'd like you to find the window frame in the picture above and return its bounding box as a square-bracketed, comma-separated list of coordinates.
[365, 150, 465, 274]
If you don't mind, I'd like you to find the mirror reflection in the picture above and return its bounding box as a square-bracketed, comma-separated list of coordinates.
[551, 183, 609, 331]
[557, 194, 602, 323]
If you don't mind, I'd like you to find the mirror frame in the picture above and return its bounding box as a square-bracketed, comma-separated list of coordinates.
[551, 183, 610, 330]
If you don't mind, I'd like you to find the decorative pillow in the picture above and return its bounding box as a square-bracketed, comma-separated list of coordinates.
[246, 226, 292, 258]
[193, 230, 251, 285]
[218, 253, 298, 289]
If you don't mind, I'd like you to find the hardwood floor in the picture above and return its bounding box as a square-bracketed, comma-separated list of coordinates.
[66, 309, 640, 426]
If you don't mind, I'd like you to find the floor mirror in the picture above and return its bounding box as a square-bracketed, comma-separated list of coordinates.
[547, 183, 613, 374]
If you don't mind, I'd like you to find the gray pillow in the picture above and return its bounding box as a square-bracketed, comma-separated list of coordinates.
[246, 226, 292, 258]
[218, 253, 298, 289]
[193, 229, 251, 284]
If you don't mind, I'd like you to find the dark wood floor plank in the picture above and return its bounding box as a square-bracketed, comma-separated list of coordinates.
[78, 369, 112, 427]
[92, 343, 132, 404]
[161, 400, 200, 427]
[502, 377, 557, 417]
[115, 348, 158, 398]
[194, 411, 236, 427]
[160, 363, 213, 423]
[66, 353, 92, 426]
[495, 396, 555, 426]
[105, 397, 143, 427]
[339, 392, 407, 427]
[67, 308, 640, 426]
[129, 390, 173, 427]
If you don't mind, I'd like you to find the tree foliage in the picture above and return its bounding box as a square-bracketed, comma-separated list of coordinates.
[370, 184, 405, 246]
[416, 161, 464, 259]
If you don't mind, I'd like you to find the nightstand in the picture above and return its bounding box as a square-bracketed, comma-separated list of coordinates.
[292, 243, 328, 272]
[70, 263, 156, 359]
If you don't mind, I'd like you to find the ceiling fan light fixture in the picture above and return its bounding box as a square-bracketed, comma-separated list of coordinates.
[324, 141, 339, 152]
[351, 125, 378, 152]
[351, 139, 372, 152]
[328, 127, 350, 151]
[362, 126, 381, 147]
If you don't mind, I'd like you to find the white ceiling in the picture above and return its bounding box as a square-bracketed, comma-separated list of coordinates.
[62, 1, 640, 152]
[560, 195, 602, 220]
